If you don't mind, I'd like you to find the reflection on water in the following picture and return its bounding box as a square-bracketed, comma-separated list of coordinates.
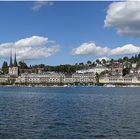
[0, 87, 140, 138]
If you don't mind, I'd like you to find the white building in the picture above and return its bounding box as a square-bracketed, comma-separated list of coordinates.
[132, 63, 137, 68]
[76, 66, 110, 74]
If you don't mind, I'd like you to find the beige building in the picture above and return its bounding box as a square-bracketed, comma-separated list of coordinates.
[99, 76, 140, 84]
[15, 72, 96, 84]
[16, 72, 64, 84]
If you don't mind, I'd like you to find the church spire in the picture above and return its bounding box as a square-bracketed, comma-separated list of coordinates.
[9, 50, 13, 67]
[13, 52, 18, 67]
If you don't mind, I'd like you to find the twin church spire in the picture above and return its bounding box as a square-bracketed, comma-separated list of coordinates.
[9, 50, 18, 67]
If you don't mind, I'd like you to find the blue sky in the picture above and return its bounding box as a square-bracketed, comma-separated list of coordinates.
[0, 1, 140, 66]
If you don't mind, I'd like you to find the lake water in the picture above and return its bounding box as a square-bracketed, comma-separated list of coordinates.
[0, 86, 140, 138]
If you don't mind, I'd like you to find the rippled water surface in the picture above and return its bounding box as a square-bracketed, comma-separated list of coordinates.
[0, 86, 140, 138]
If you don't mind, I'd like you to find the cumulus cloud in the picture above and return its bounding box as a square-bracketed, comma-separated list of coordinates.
[15, 36, 48, 47]
[110, 44, 140, 55]
[32, 1, 54, 11]
[0, 43, 14, 58]
[72, 42, 140, 56]
[104, 1, 140, 36]
[0, 35, 59, 60]
[72, 42, 109, 56]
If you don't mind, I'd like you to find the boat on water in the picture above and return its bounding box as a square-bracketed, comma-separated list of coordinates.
[104, 84, 116, 87]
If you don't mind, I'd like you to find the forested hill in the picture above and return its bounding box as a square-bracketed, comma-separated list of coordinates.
[2, 54, 140, 74]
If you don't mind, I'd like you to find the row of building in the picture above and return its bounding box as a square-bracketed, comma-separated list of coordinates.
[16, 73, 140, 85]
[1, 72, 140, 85]
[1, 52, 140, 85]
[0, 72, 95, 85]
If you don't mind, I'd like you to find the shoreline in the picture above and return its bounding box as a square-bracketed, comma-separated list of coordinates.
[0, 84, 140, 88]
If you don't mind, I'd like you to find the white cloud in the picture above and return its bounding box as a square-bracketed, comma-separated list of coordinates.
[0, 35, 59, 60]
[104, 1, 140, 36]
[15, 36, 48, 47]
[17, 47, 58, 60]
[72, 42, 140, 56]
[110, 44, 140, 55]
[72, 42, 109, 56]
[32, 1, 54, 11]
[0, 43, 14, 57]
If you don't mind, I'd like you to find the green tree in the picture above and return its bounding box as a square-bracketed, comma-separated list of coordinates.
[136, 61, 140, 68]
[92, 62, 96, 67]
[100, 70, 109, 77]
[138, 54, 140, 59]
[79, 62, 84, 66]
[96, 59, 100, 64]
[102, 59, 106, 65]
[110, 59, 114, 64]
[87, 60, 92, 65]
[135, 54, 138, 62]
[130, 56, 135, 63]
[123, 56, 128, 61]
[118, 58, 123, 63]
[2, 61, 8, 74]
[37, 64, 45, 68]
[123, 68, 130, 76]
[18, 61, 28, 69]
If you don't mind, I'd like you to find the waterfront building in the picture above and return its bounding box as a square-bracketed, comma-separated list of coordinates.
[16, 72, 65, 84]
[62, 73, 95, 84]
[72, 73, 95, 83]
[99, 76, 140, 84]
[63, 74, 74, 84]
[15, 72, 95, 85]
[0, 75, 9, 83]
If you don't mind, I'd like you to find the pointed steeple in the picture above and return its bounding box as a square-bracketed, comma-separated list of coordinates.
[9, 50, 13, 67]
[13, 52, 18, 67]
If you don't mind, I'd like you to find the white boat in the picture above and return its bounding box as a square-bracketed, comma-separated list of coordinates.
[104, 84, 116, 87]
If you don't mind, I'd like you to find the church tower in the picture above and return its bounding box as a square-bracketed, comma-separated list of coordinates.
[13, 52, 18, 67]
[8, 51, 19, 76]
[8, 50, 13, 75]
[9, 50, 13, 67]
